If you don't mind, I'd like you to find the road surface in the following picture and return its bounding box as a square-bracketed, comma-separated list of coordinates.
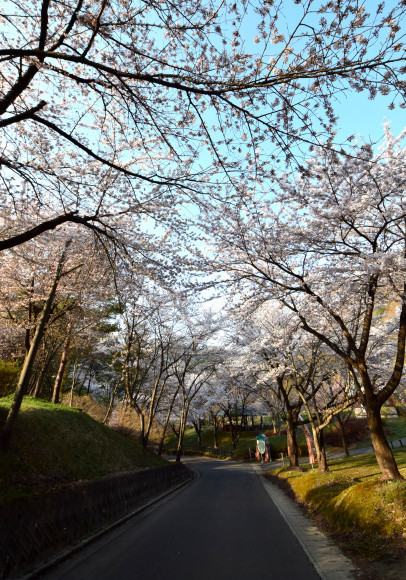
[39, 458, 322, 580]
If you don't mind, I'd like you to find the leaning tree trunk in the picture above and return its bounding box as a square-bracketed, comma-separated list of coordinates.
[103, 382, 118, 425]
[157, 387, 180, 456]
[52, 329, 71, 404]
[366, 398, 403, 480]
[1, 241, 71, 449]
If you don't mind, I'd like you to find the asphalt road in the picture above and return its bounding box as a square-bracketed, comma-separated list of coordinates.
[39, 458, 321, 580]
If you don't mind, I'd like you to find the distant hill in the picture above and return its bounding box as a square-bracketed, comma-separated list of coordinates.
[0, 396, 166, 502]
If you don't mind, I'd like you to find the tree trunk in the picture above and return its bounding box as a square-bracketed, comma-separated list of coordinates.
[176, 405, 188, 463]
[212, 415, 219, 449]
[227, 412, 241, 450]
[138, 411, 146, 449]
[366, 399, 403, 480]
[52, 331, 71, 404]
[1, 241, 71, 449]
[157, 387, 180, 456]
[31, 341, 61, 398]
[336, 413, 350, 457]
[316, 429, 328, 472]
[192, 418, 202, 447]
[103, 382, 118, 425]
[286, 409, 299, 467]
[69, 360, 79, 407]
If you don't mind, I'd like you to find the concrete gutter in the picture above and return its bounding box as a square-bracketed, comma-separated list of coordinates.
[253, 465, 358, 580]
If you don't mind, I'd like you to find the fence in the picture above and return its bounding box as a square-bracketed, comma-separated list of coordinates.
[0, 462, 193, 579]
[389, 438, 405, 449]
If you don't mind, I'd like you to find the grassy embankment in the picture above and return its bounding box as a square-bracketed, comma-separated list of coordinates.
[0, 396, 166, 503]
[266, 451, 406, 570]
[172, 417, 406, 570]
[1, 395, 405, 570]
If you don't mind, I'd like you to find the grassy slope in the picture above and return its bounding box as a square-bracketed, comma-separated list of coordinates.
[2, 397, 405, 564]
[266, 451, 406, 567]
[0, 396, 166, 502]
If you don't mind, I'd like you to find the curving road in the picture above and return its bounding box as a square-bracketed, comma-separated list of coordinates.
[39, 458, 321, 580]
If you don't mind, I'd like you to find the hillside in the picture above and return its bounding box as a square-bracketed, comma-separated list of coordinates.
[0, 396, 166, 502]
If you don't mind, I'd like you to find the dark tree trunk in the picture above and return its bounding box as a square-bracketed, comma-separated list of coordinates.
[103, 382, 118, 425]
[366, 398, 403, 480]
[138, 411, 146, 450]
[176, 404, 189, 463]
[226, 412, 241, 450]
[336, 413, 350, 457]
[157, 389, 180, 456]
[212, 415, 219, 449]
[192, 418, 202, 447]
[52, 333, 71, 404]
[316, 429, 328, 472]
[286, 409, 299, 467]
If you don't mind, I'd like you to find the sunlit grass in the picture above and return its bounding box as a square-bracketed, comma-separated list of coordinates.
[267, 450, 406, 559]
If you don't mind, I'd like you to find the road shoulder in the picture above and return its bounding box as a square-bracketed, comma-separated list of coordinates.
[253, 465, 358, 580]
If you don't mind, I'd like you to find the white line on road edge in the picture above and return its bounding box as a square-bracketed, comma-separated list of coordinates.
[253, 466, 358, 580]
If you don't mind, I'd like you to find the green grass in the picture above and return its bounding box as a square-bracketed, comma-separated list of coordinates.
[266, 450, 406, 560]
[166, 426, 281, 460]
[167, 424, 310, 460]
[0, 396, 166, 502]
[168, 417, 406, 461]
[384, 416, 406, 439]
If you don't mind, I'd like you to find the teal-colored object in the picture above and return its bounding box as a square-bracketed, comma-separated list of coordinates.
[257, 434, 266, 454]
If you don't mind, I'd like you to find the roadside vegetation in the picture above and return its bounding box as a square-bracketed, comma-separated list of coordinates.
[166, 417, 406, 462]
[0, 396, 166, 503]
[1, 393, 406, 574]
[265, 451, 406, 573]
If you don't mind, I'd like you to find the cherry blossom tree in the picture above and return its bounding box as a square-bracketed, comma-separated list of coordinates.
[1, 1, 406, 253]
[169, 315, 219, 461]
[1, 239, 73, 447]
[202, 128, 406, 480]
[292, 342, 356, 471]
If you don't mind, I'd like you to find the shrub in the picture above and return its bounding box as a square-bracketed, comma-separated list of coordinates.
[0, 360, 20, 397]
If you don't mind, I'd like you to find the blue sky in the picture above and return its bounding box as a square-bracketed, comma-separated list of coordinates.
[333, 91, 405, 145]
